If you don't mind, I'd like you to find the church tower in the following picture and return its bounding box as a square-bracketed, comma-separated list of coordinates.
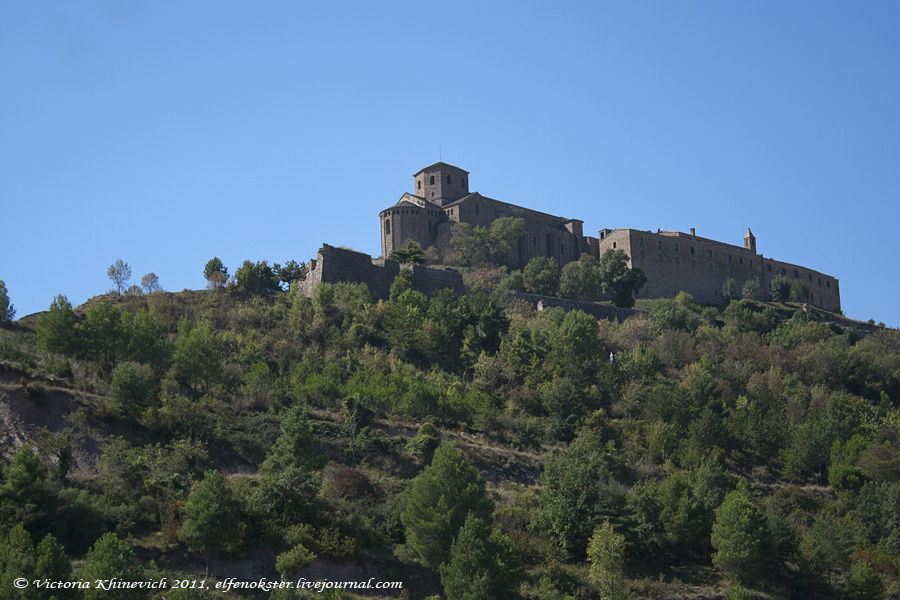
[744, 228, 757, 254]
[413, 162, 470, 205]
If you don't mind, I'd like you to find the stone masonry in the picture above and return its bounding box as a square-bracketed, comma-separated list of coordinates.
[377, 161, 842, 311]
[296, 244, 464, 300]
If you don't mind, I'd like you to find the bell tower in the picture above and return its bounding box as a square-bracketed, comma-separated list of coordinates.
[744, 228, 757, 254]
[413, 162, 470, 205]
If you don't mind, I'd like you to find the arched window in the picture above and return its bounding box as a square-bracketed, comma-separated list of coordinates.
[429, 175, 435, 185]
[385, 219, 391, 234]
[417, 180, 421, 190]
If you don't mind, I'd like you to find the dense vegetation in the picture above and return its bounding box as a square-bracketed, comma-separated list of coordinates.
[0, 267, 897, 599]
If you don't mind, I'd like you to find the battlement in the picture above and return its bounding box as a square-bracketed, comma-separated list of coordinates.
[297, 244, 464, 300]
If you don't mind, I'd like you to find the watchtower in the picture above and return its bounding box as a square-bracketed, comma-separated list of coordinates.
[744, 228, 757, 254]
[413, 162, 469, 205]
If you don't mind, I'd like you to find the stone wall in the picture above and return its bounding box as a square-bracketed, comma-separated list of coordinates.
[504, 290, 638, 322]
[596, 228, 841, 311]
[297, 244, 464, 300]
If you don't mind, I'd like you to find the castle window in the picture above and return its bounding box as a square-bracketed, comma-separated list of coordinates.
[657, 240, 662, 248]
[533, 236, 537, 245]
[640, 237, 644, 246]
[707, 249, 712, 257]
[385, 219, 391, 234]
[431, 192, 435, 198]
[749, 260, 752, 268]
[728, 255, 732, 262]
[794, 270, 798, 277]
[674, 256, 680, 265]
[826, 281, 830, 288]
[475, 204, 479, 216]
[447, 175, 451, 184]
[818, 278, 821, 286]
[417, 180, 422, 190]
[613, 242, 617, 249]
[767, 264, 771, 272]
[808, 274, 812, 281]
[690, 247, 695, 255]
[739, 257, 743, 264]
[781, 267, 786, 274]
[430, 175, 435, 185]
[674, 243, 679, 253]
[640, 250, 645, 258]
[691, 259, 696, 268]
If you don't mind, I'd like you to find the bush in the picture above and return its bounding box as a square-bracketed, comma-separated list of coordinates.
[106, 362, 155, 419]
[711, 491, 767, 581]
[440, 513, 522, 600]
[0, 280, 14, 323]
[587, 521, 626, 599]
[523, 257, 560, 296]
[769, 275, 792, 302]
[741, 279, 760, 300]
[722, 278, 738, 301]
[401, 443, 492, 569]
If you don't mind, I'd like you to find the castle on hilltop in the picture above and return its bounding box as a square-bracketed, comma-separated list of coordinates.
[379, 162, 841, 312]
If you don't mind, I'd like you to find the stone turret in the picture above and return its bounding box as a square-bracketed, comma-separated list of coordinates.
[413, 162, 469, 205]
[744, 228, 756, 254]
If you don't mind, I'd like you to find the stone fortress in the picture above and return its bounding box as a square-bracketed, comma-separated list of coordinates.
[378, 161, 842, 312]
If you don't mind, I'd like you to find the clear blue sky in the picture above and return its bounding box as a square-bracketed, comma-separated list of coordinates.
[2, 1, 898, 325]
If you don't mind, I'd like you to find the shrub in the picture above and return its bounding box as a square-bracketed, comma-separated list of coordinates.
[769, 275, 792, 302]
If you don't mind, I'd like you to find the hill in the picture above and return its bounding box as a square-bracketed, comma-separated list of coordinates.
[0, 281, 898, 599]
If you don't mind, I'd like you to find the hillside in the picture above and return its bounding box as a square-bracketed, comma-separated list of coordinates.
[0, 280, 898, 600]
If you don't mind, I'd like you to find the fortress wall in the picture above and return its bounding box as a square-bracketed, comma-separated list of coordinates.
[505, 290, 637, 323]
[298, 244, 462, 300]
[597, 229, 841, 310]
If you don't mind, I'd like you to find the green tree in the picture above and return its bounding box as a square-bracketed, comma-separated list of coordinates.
[711, 491, 767, 581]
[169, 319, 223, 392]
[203, 257, 228, 289]
[139, 272, 161, 294]
[274, 260, 307, 287]
[598, 249, 646, 307]
[106, 259, 131, 294]
[0, 280, 14, 323]
[79, 299, 125, 374]
[178, 470, 244, 576]
[401, 443, 492, 569]
[78, 533, 147, 600]
[846, 559, 883, 600]
[260, 407, 315, 473]
[722, 278, 738, 301]
[106, 362, 155, 420]
[440, 513, 522, 600]
[487, 217, 526, 267]
[741, 279, 760, 300]
[587, 521, 627, 600]
[538, 435, 605, 559]
[790, 279, 809, 302]
[559, 255, 602, 300]
[275, 543, 316, 577]
[234, 260, 280, 296]
[35, 295, 79, 355]
[769, 275, 792, 302]
[34, 534, 72, 592]
[523, 257, 560, 296]
[389, 240, 427, 265]
[0, 446, 54, 537]
[449, 223, 490, 266]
